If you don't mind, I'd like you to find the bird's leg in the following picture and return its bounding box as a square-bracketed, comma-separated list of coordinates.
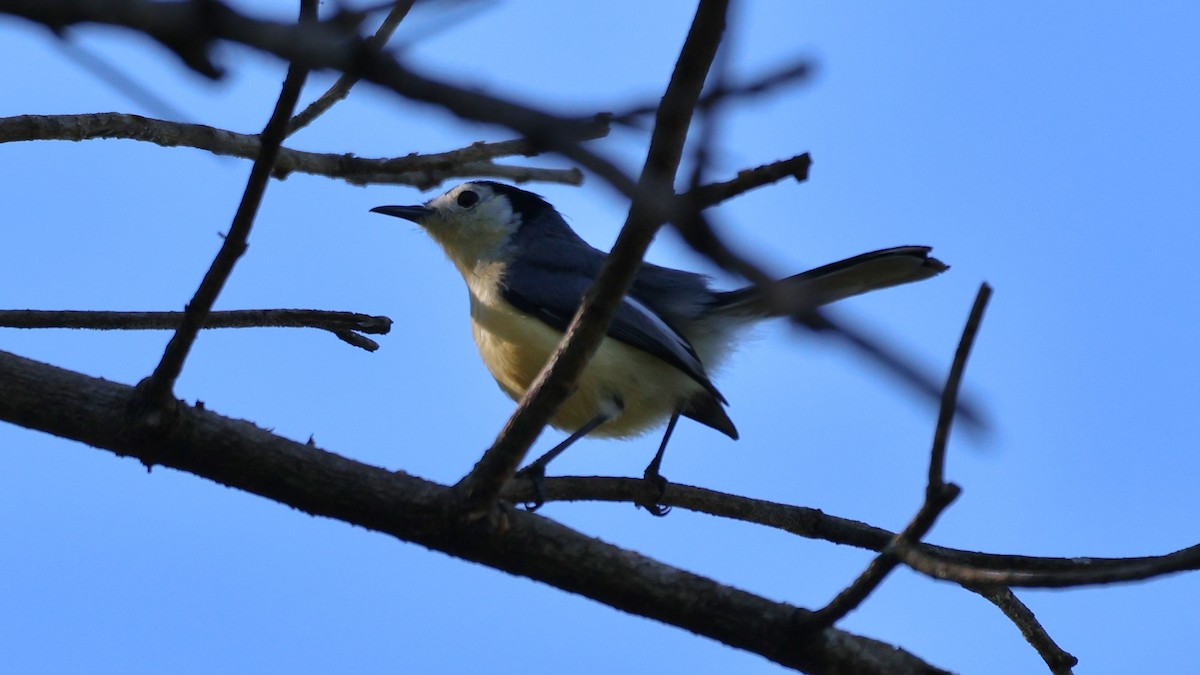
[637, 410, 680, 517]
[517, 411, 611, 512]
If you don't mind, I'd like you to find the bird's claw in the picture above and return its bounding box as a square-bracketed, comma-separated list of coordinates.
[516, 463, 547, 512]
[636, 467, 671, 517]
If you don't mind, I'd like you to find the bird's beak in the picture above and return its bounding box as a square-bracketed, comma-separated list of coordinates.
[370, 205, 436, 223]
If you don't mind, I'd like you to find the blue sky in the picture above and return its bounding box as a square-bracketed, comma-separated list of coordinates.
[2, 2, 1199, 673]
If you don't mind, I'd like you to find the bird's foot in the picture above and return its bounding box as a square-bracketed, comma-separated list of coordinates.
[515, 463, 547, 512]
[636, 466, 671, 517]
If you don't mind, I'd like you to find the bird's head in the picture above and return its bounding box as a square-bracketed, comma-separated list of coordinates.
[372, 181, 563, 274]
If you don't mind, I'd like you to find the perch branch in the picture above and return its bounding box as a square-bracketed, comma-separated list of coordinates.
[0, 347, 948, 675]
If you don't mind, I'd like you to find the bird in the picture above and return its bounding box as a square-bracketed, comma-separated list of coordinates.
[372, 181, 946, 512]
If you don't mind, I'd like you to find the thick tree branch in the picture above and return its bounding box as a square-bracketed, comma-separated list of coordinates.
[453, 0, 731, 511]
[0, 309, 391, 352]
[0, 348, 947, 675]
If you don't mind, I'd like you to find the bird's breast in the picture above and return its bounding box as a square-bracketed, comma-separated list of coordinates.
[467, 289, 704, 438]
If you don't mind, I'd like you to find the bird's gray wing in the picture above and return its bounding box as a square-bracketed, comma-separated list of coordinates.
[499, 260, 725, 403]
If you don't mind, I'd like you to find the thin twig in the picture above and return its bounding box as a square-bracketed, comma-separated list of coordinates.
[970, 585, 1078, 674]
[286, 0, 417, 135]
[0, 114, 587, 188]
[930, 283, 992, 487]
[411, 115, 609, 162]
[504, 475, 1200, 580]
[895, 541, 1200, 588]
[920, 285, 1073, 670]
[0, 309, 391, 352]
[134, 4, 314, 415]
[798, 484, 961, 632]
[0, 1, 641, 199]
[799, 284, 991, 631]
[685, 153, 812, 208]
[612, 58, 814, 125]
[452, 0, 732, 513]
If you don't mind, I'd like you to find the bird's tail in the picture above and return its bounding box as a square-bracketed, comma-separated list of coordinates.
[712, 246, 947, 318]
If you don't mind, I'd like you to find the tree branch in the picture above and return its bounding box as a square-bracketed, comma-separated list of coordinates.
[685, 153, 813, 208]
[969, 585, 1078, 674]
[0, 309, 391, 352]
[0, 0, 639, 198]
[134, 11, 311, 417]
[896, 541, 1200, 588]
[287, 0, 417, 136]
[612, 58, 815, 125]
[0, 348, 948, 675]
[799, 284, 990, 631]
[506, 475, 1200, 582]
[799, 485, 960, 632]
[928, 284, 991, 486]
[0, 113, 589, 188]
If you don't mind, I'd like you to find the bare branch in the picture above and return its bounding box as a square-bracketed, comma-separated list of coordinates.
[413, 115, 610, 162]
[970, 585, 1078, 674]
[799, 284, 991, 631]
[134, 13, 312, 415]
[700, 59, 816, 108]
[0, 114, 588, 188]
[287, 0, 418, 136]
[0, 309, 391, 352]
[612, 59, 815, 125]
[929, 283, 992, 487]
[896, 541, 1200, 588]
[0, 0, 638, 197]
[0, 348, 949, 675]
[453, 0, 732, 512]
[685, 153, 813, 208]
[508, 475, 1200, 584]
[800, 485, 961, 632]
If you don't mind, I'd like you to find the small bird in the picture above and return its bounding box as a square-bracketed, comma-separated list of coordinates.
[372, 181, 946, 511]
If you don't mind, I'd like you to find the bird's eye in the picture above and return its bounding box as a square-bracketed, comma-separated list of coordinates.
[456, 190, 480, 208]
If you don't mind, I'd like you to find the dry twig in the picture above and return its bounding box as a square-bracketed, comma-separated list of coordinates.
[133, 2, 314, 417]
[0, 114, 591, 188]
[799, 284, 991, 631]
[0, 309, 391, 351]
